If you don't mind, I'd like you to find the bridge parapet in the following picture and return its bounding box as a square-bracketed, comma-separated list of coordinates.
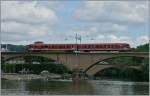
[85, 64, 142, 77]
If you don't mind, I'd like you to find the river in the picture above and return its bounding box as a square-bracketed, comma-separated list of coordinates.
[1, 79, 149, 95]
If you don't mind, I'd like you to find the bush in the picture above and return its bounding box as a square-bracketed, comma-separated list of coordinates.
[1, 64, 72, 74]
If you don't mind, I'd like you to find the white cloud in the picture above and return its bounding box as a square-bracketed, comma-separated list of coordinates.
[1, 1, 58, 43]
[137, 36, 149, 45]
[75, 1, 148, 34]
[1, 1, 58, 24]
[75, 1, 148, 25]
[94, 34, 130, 43]
[111, 24, 127, 32]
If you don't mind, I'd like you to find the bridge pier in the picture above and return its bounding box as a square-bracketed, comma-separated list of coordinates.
[72, 68, 87, 80]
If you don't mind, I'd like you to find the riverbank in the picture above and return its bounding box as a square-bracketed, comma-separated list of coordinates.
[1, 73, 63, 80]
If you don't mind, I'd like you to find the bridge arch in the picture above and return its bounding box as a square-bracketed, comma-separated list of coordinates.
[94, 67, 121, 78]
[93, 66, 142, 79]
[3, 55, 60, 64]
[84, 55, 146, 77]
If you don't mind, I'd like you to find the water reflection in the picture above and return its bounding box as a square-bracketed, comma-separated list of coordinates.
[90, 80, 149, 95]
[1, 80, 149, 95]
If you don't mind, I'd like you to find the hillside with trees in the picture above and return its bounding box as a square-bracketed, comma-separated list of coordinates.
[1, 44, 26, 52]
[133, 43, 149, 52]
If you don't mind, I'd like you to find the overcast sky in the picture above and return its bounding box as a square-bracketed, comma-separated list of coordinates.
[1, 1, 149, 47]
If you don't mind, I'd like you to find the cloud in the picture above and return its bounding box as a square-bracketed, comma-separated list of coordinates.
[1, 1, 58, 43]
[1, 1, 148, 48]
[94, 34, 130, 43]
[74, 1, 148, 35]
[1, 1, 58, 24]
[75, 1, 148, 25]
[137, 36, 149, 45]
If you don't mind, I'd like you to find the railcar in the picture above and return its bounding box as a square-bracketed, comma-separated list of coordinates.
[27, 41, 131, 52]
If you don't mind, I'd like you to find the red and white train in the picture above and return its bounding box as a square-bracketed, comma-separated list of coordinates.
[27, 41, 131, 52]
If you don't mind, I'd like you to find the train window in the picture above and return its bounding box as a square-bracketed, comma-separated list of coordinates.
[58, 45, 60, 49]
[106, 45, 108, 48]
[100, 45, 103, 48]
[70, 45, 73, 48]
[86, 45, 88, 48]
[116, 45, 119, 48]
[48, 45, 51, 48]
[88, 45, 91, 48]
[32, 45, 35, 48]
[65, 45, 67, 48]
[45, 45, 48, 48]
[100, 45, 102, 48]
[96, 45, 98, 48]
[103, 45, 106, 48]
[52, 45, 54, 48]
[62, 45, 64, 48]
[110, 45, 112, 48]
[55, 45, 58, 49]
[107, 45, 109, 48]
[93, 45, 95, 48]
[61, 45, 63, 48]
[54, 45, 56, 49]
[40, 45, 43, 48]
[89, 45, 91, 48]
[111, 45, 113, 48]
[59, 45, 62, 48]
[85, 45, 87, 48]
[67, 45, 69, 48]
[79, 45, 81, 49]
[56, 45, 58, 48]
[82, 45, 84, 48]
[126, 44, 129, 48]
[62, 45, 65, 48]
[58, 45, 60, 48]
[99, 45, 102, 48]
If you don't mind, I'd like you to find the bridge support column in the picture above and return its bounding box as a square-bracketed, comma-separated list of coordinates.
[72, 68, 87, 80]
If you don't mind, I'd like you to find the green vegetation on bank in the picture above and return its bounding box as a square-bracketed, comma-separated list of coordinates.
[132, 43, 149, 52]
[1, 64, 72, 74]
[95, 61, 149, 81]
[1, 44, 26, 52]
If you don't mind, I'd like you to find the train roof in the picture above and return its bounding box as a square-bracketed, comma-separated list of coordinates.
[29, 43, 130, 45]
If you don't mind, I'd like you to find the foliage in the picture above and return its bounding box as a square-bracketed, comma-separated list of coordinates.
[95, 60, 149, 82]
[24, 56, 55, 64]
[133, 43, 149, 52]
[105, 56, 143, 65]
[1, 64, 72, 74]
[1, 44, 26, 52]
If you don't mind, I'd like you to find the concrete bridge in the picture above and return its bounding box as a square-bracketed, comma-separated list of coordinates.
[1, 52, 149, 76]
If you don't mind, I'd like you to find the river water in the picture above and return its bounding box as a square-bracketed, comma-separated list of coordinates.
[1, 79, 149, 95]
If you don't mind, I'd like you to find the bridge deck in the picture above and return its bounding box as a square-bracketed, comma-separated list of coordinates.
[1, 52, 149, 55]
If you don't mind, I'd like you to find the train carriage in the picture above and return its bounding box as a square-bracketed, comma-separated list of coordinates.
[27, 41, 131, 52]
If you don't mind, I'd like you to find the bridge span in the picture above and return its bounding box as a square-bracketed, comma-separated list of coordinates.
[1, 52, 149, 76]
